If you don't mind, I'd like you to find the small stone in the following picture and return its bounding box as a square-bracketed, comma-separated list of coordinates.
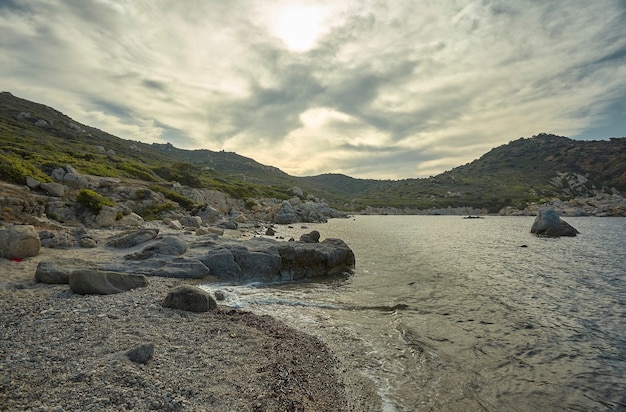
[127, 343, 155, 364]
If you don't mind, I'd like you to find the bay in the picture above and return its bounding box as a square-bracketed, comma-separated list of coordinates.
[203, 216, 626, 411]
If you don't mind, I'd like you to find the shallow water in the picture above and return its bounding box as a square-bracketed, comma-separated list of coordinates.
[202, 216, 626, 411]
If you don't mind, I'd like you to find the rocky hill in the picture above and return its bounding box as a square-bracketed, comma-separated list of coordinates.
[1, 92, 625, 221]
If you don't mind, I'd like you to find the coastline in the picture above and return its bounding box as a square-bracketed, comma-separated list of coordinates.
[0, 232, 381, 411]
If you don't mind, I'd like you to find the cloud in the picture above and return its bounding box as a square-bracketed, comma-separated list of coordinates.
[1, 0, 625, 179]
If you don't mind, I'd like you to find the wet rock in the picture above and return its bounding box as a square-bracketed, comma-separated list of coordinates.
[276, 238, 356, 281]
[69, 270, 148, 295]
[162, 285, 217, 312]
[531, 208, 579, 237]
[150, 259, 210, 279]
[0, 224, 41, 259]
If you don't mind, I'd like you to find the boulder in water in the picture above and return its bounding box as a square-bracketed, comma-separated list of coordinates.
[531, 208, 579, 237]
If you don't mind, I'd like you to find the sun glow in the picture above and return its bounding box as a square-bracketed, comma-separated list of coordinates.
[273, 6, 327, 52]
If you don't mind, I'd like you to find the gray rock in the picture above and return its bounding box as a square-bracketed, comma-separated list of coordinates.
[35, 260, 96, 284]
[217, 220, 238, 230]
[150, 259, 210, 279]
[127, 343, 154, 364]
[126, 236, 187, 260]
[0, 225, 41, 259]
[41, 182, 66, 197]
[276, 238, 356, 281]
[198, 248, 242, 280]
[274, 202, 299, 224]
[107, 229, 159, 248]
[96, 206, 118, 227]
[69, 270, 149, 295]
[26, 176, 40, 189]
[117, 212, 144, 227]
[299, 230, 320, 243]
[531, 208, 579, 237]
[162, 285, 217, 312]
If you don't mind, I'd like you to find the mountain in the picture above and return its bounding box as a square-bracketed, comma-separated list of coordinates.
[1, 92, 624, 213]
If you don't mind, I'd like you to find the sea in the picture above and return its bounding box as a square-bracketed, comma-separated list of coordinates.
[202, 215, 626, 411]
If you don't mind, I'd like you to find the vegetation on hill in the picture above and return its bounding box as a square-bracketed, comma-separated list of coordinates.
[1, 92, 624, 213]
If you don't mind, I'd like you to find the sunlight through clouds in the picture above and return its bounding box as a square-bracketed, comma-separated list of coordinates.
[1, 0, 625, 179]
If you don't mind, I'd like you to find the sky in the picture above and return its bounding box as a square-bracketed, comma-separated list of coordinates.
[1, 0, 625, 179]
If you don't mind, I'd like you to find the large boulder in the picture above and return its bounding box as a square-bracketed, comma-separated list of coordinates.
[0, 225, 41, 259]
[276, 238, 356, 281]
[69, 270, 148, 295]
[531, 208, 579, 237]
[162, 285, 217, 312]
[274, 202, 299, 224]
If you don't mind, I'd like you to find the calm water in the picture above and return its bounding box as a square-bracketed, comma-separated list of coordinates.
[202, 216, 626, 411]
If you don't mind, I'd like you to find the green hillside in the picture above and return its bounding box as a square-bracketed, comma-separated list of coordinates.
[1, 92, 624, 213]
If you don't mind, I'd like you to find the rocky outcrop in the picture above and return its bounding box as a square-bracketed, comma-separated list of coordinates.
[69, 269, 149, 295]
[0, 225, 40, 259]
[162, 285, 217, 312]
[39, 227, 97, 248]
[531, 208, 579, 237]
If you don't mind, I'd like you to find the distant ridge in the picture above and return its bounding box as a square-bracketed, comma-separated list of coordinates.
[1, 92, 624, 212]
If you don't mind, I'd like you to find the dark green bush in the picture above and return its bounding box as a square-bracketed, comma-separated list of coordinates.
[76, 189, 115, 213]
[148, 185, 196, 210]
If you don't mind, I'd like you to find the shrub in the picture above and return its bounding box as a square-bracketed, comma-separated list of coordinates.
[76, 189, 115, 213]
[0, 153, 51, 184]
[148, 185, 196, 210]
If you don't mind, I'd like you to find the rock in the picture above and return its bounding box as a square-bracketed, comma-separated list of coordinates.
[299, 230, 320, 243]
[35, 262, 70, 284]
[150, 259, 210, 279]
[41, 182, 66, 197]
[26, 176, 40, 189]
[69, 270, 148, 295]
[127, 343, 154, 364]
[96, 206, 118, 227]
[198, 248, 242, 280]
[0, 225, 41, 259]
[168, 220, 183, 230]
[125, 236, 187, 260]
[161, 285, 217, 312]
[235, 213, 247, 223]
[214, 290, 226, 301]
[265, 227, 275, 236]
[196, 205, 221, 224]
[531, 208, 579, 237]
[45, 200, 76, 223]
[107, 229, 159, 248]
[276, 238, 356, 281]
[180, 216, 202, 228]
[274, 202, 299, 224]
[217, 220, 238, 230]
[39, 228, 96, 249]
[118, 212, 144, 227]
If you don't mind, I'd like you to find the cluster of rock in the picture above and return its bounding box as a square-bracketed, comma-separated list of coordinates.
[361, 206, 486, 216]
[501, 192, 626, 217]
[2, 163, 347, 232]
[23, 221, 354, 291]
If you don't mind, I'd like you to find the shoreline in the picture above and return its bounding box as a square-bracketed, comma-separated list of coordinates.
[0, 229, 381, 411]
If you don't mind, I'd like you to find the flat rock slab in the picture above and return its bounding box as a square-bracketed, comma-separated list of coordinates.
[69, 269, 148, 295]
[35, 259, 96, 284]
[106, 229, 159, 248]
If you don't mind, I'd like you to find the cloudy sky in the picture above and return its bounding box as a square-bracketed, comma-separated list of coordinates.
[1, 0, 625, 179]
